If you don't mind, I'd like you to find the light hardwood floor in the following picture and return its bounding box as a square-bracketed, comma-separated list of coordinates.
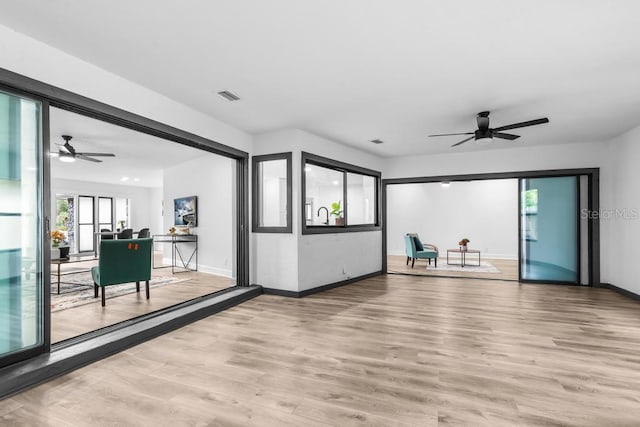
[4, 274, 640, 426]
[388, 254, 519, 281]
[52, 262, 233, 343]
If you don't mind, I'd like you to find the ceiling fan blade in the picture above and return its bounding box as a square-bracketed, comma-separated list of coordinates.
[429, 132, 474, 137]
[76, 155, 103, 163]
[75, 152, 116, 157]
[492, 118, 549, 132]
[492, 132, 521, 141]
[451, 136, 475, 147]
[62, 142, 76, 155]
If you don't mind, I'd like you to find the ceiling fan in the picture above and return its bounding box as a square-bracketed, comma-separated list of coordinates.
[56, 135, 116, 163]
[429, 111, 549, 147]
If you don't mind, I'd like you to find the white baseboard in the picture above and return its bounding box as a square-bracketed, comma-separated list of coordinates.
[161, 258, 233, 278]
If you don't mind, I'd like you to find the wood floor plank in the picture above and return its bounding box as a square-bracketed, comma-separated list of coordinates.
[52, 270, 233, 342]
[3, 274, 640, 426]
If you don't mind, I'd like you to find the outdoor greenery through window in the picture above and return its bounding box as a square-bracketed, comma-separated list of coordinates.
[302, 152, 380, 233]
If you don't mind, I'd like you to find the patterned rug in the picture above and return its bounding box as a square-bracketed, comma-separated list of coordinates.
[428, 261, 500, 273]
[51, 272, 190, 312]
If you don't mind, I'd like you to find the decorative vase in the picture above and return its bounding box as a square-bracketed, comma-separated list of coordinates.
[335, 217, 345, 226]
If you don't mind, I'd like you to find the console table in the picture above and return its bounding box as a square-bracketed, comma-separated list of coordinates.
[51, 255, 98, 294]
[153, 234, 198, 274]
[446, 248, 481, 267]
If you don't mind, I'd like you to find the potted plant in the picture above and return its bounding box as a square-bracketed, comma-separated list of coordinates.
[50, 230, 69, 259]
[330, 201, 344, 226]
[458, 238, 470, 251]
[51, 230, 65, 247]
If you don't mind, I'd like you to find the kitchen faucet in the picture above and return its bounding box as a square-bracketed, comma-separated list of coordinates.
[317, 206, 329, 225]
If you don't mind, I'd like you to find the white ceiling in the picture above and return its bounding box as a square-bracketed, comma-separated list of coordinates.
[50, 107, 204, 187]
[3, 1, 640, 157]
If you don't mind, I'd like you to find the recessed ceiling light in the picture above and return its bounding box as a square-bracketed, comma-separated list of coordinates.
[217, 90, 240, 101]
[370, 139, 384, 144]
[120, 176, 129, 182]
[133, 178, 140, 182]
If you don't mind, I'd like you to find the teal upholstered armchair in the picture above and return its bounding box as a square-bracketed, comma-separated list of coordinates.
[404, 233, 438, 268]
[91, 238, 153, 306]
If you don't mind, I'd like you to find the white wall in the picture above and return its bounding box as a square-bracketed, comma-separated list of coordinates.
[387, 179, 518, 259]
[601, 124, 640, 294]
[148, 187, 164, 239]
[0, 24, 251, 153]
[252, 129, 384, 292]
[384, 141, 608, 178]
[251, 129, 299, 291]
[51, 178, 157, 233]
[163, 154, 235, 278]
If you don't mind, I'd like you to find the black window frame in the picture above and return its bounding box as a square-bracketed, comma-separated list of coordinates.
[252, 152, 292, 233]
[301, 151, 381, 235]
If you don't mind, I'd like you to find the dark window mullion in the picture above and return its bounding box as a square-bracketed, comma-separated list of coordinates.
[342, 170, 348, 227]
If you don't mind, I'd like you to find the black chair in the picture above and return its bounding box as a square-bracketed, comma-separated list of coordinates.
[137, 228, 150, 238]
[117, 228, 133, 239]
[101, 228, 114, 240]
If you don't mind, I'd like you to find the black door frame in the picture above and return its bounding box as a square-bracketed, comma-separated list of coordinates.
[381, 168, 600, 286]
[0, 67, 250, 368]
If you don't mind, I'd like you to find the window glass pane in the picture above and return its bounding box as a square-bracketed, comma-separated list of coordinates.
[78, 196, 93, 224]
[115, 198, 128, 230]
[78, 224, 94, 252]
[258, 159, 287, 227]
[305, 164, 344, 226]
[520, 177, 578, 282]
[347, 173, 376, 225]
[0, 90, 42, 360]
[98, 197, 112, 224]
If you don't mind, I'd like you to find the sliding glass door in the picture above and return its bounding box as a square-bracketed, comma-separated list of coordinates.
[519, 176, 578, 283]
[0, 89, 44, 366]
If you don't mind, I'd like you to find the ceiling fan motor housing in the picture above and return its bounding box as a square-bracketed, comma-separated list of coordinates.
[474, 129, 492, 141]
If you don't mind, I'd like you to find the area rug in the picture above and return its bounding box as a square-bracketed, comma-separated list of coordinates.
[428, 261, 500, 273]
[51, 273, 190, 312]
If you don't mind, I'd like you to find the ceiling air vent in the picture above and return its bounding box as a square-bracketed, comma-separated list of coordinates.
[370, 139, 384, 144]
[217, 90, 240, 101]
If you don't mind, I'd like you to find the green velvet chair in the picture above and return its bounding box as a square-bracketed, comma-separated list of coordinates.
[92, 238, 153, 306]
[404, 234, 438, 268]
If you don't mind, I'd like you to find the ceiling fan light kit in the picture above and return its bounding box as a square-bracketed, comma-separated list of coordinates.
[429, 111, 549, 148]
[58, 154, 76, 163]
